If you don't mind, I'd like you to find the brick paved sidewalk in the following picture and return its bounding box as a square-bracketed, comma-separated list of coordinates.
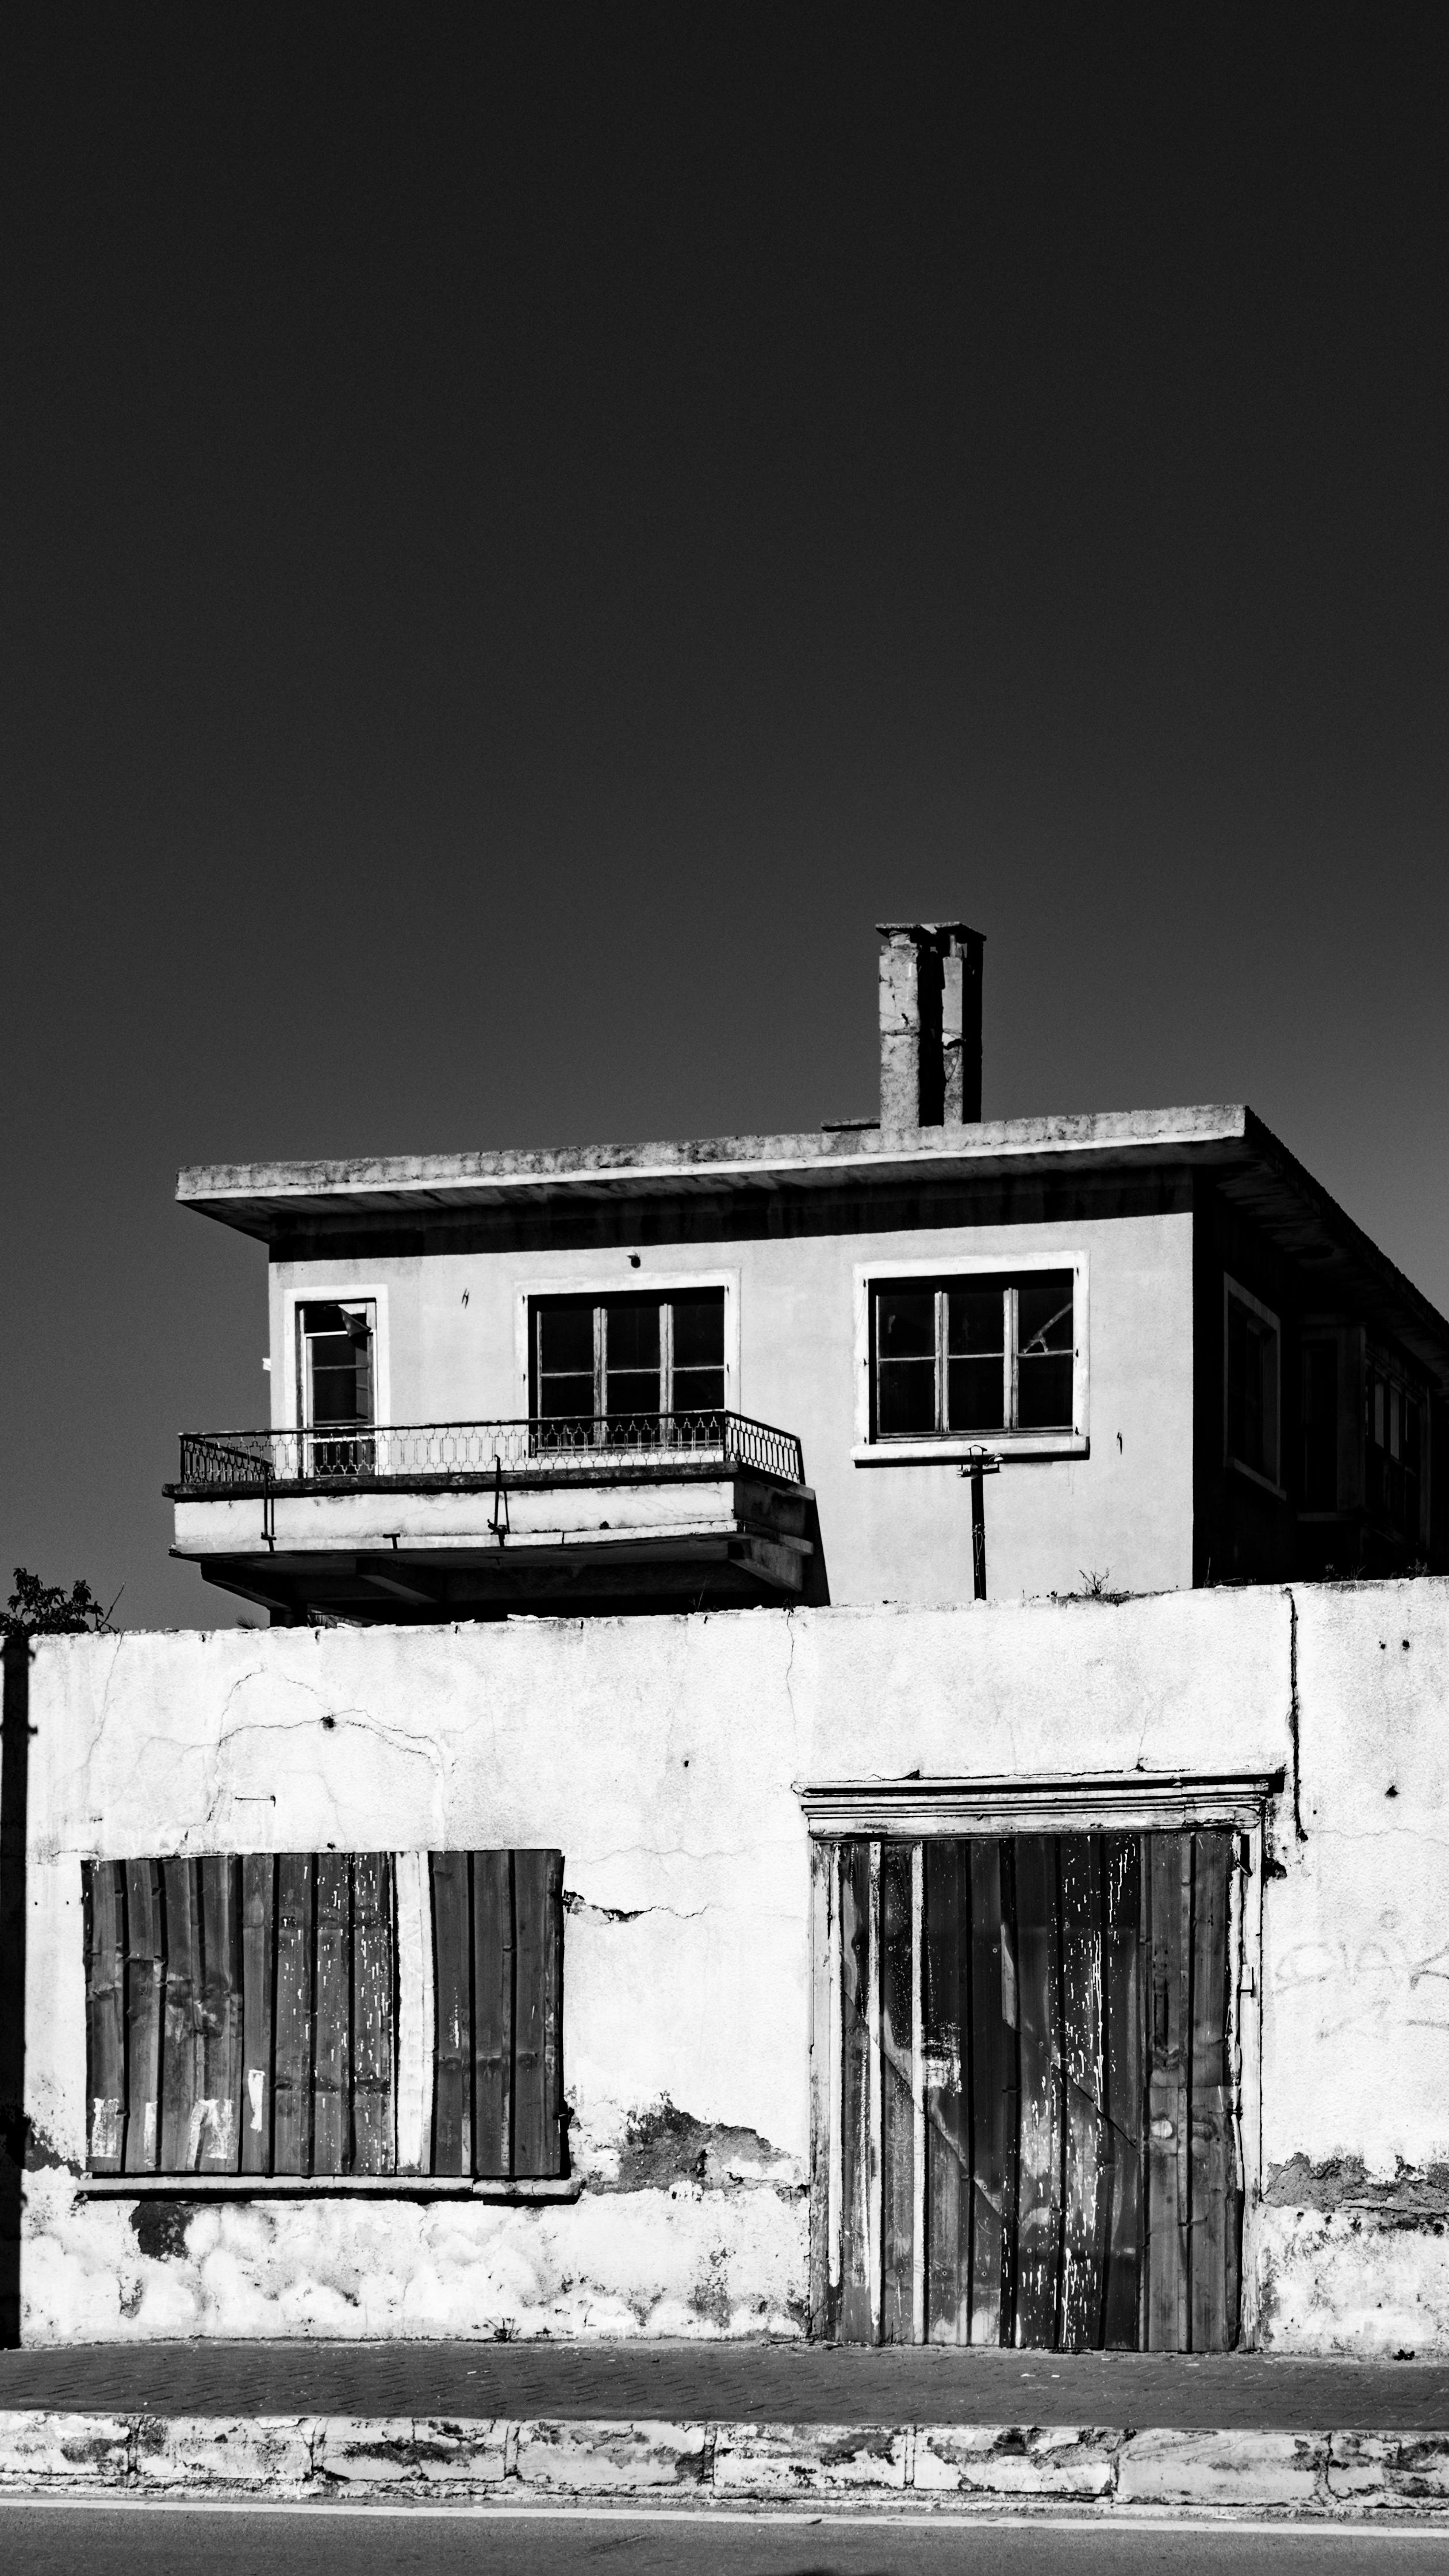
[0, 2341, 1446, 2431]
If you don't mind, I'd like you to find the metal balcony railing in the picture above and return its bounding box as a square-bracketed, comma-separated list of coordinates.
[171, 1412, 806, 1498]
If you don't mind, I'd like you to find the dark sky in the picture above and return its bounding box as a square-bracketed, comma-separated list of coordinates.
[3, 10, 1447, 1628]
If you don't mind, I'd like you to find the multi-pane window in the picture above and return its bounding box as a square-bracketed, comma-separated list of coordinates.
[1367, 1358, 1425, 1547]
[531, 1290, 726, 1439]
[871, 1272, 1075, 1440]
[298, 1301, 375, 1475]
[82, 1849, 565, 2182]
[1225, 1283, 1280, 1486]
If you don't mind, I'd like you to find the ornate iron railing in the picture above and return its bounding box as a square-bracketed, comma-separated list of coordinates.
[172, 1412, 805, 1496]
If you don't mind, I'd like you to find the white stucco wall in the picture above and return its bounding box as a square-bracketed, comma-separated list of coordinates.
[13, 1578, 1449, 2348]
[269, 1208, 1196, 1604]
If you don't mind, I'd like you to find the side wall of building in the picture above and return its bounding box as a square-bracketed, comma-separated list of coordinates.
[270, 1205, 1197, 1604]
[14, 1581, 1449, 2349]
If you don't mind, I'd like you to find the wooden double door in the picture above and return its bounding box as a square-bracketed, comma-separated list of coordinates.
[818, 1831, 1241, 2351]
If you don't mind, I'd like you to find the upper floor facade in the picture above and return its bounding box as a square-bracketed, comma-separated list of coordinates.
[170, 925, 1449, 1622]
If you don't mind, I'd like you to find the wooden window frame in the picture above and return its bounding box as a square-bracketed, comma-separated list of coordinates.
[853, 1254, 1088, 1464]
[515, 1270, 739, 1417]
[799, 1772, 1274, 2351]
[1223, 1276, 1284, 1498]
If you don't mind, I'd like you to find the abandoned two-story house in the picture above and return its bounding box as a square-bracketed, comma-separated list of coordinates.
[168, 923, 1446, 1625]
[10, 925, 1449, 2356]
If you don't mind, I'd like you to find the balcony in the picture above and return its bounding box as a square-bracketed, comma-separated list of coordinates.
[167, 1413, 815, 1623]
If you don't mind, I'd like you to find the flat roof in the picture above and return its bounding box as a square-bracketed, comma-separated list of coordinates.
[176, 1102, 1449, 1389]
[179, 1103, 1249, 1217]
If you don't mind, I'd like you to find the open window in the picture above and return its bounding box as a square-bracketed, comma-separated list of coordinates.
[530, 1289, 726, 1448]
[297, 1300, 375, 1477]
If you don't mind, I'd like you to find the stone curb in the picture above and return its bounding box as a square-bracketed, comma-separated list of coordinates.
[3, 2412, 1449, 2516]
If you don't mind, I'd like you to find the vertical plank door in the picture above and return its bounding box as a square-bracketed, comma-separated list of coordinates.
[239, 1855, 275, 2175]
[837, 1837, 875, 2342]
[313, 1853, 352, 2175]
[968, 1838, 1018, 2345]
[923, 1838, 971, 2344]
[1145, 1834, 1192, 2349]
[1059, 1835, 1109, 2349]
[83, 1862, 127, 2172]
[513, 1849, 565, 2178]
[879, 1842, 915, 2343]
[1101, 1834, 1144, 2347]
[1189, 1830, 1239, 2351]
[472, 1851, 513, 2179]
[807, 1839, 835, 2339]
[431, 1850, 472, 2176]
[352, 1853, 396, 2176]
[1013, 1833, 1063, 2348]
[124, 1860, 164, 2174]
[159, 1858, 204, 2170]
[197, 1857, 243, 2171]
[273, 1854, 315, 2175]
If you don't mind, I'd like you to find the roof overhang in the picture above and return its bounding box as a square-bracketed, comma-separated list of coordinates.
[175, 1103, 1449, 1395]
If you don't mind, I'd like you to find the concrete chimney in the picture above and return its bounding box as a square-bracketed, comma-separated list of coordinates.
[877, 922, 985, 1134]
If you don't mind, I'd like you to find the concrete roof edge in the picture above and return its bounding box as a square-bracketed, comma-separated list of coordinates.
[175, 1103, 1251, 1206]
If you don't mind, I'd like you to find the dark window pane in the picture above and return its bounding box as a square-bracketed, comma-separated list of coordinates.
[877, 1288, 936, 1362]
[877, 1358, 936, 1438]
[1017, 1275, 1074, 1356]
[671, 1292, 724, 1371]
[604, 1300, 660, 1373]
[673, 1366, 725, 1418]
[1017, 1352, 1074, 1429]
[605, 1300, 661, 1430]
[538, 1303, 593, 1377]
[946, 1285, 1004, 1358]
[606, 1378, 661, 1427]
[946, 1355, 1005, 1432]
[538, 1373, 594, 1422]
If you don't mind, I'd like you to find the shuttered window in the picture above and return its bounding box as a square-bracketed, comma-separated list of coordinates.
[82, 1848, 565, 2183]
[815, 1830, 1241, 2352]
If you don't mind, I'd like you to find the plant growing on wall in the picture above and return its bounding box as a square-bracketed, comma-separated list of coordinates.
[0, 1567, 117, 1641]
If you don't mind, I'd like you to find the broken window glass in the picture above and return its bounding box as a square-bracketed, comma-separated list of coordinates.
[872, 1272, 1075, 1440]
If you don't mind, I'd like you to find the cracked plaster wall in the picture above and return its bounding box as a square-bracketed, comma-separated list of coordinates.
[13, 1580, 1449, 2346]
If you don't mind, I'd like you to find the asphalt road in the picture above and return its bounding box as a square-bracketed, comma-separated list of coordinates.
[3, 2507, 1449, 2574]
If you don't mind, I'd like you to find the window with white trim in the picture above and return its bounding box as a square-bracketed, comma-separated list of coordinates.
[870, 1270, 1076, 1441]
[1224, 1281, 1279, 1488]
[530, 1289, 725, 1437]
[297, 1300, 376, 1476]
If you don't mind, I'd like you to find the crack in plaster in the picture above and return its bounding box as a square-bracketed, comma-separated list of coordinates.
[1287, 1590, 1307, 1843]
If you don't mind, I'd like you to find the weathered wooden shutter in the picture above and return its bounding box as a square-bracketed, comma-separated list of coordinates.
[428, 1849, 565, 2178]
[83, 1853, 397, 2179]
[816, 1828, 1240, 2353]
